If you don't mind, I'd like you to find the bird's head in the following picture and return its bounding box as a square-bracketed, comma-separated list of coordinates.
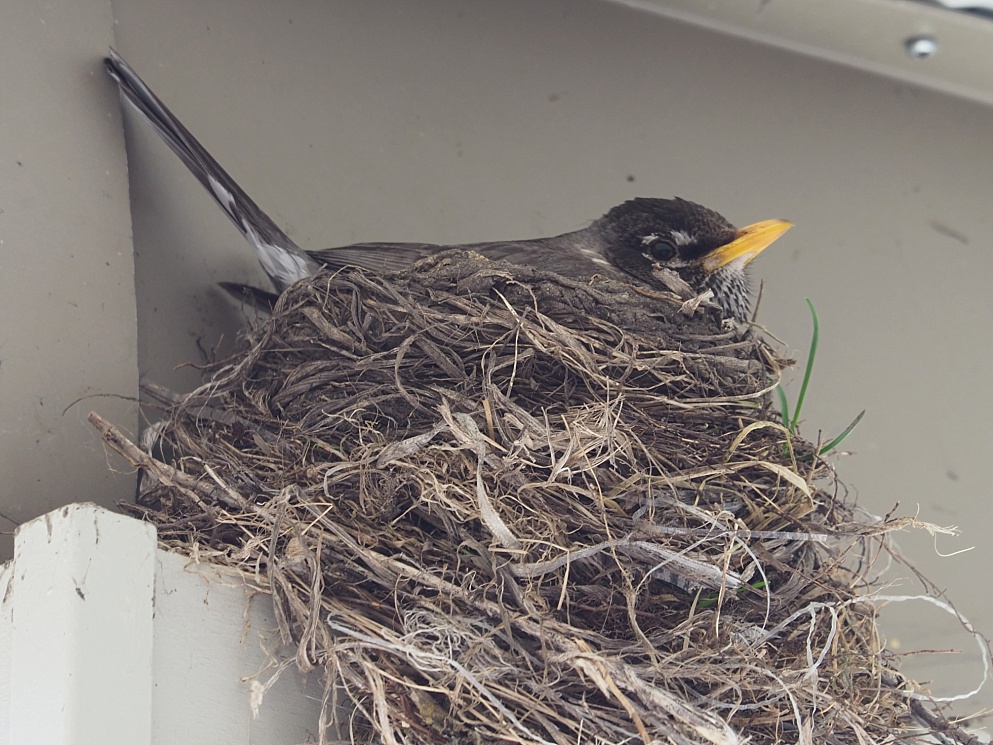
[599, 198, 792, 322]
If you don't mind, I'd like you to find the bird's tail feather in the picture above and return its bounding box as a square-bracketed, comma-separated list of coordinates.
[218, 282, 279, 314]
[104, 49, 320, 291]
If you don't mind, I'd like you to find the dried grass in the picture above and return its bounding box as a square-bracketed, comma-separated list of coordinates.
[94, 251, 974, 744]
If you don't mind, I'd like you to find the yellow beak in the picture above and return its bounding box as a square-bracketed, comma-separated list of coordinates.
[702, 218, 793, 272]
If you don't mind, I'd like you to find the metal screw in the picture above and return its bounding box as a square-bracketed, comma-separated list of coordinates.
[905, 35, 938, 60]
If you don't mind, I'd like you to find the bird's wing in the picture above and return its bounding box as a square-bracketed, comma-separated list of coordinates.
[219, 235, 612, 317]
[104, 49, 321, 292]
[308, 243, 449, 274]
[309, 240, 550, 274]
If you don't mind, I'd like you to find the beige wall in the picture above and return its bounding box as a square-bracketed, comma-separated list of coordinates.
[0, 1, 138, 557]
[4, 0, 993, 720]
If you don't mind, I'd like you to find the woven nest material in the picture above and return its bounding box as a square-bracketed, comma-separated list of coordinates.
[94, 251, 970, 745]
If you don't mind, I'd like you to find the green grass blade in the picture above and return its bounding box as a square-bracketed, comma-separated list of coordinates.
[817, 409, 866, 455]
[697, 580, 769, 609]
[789, 298, 819, 432]
[776, 386, 791, 429]
[775, 299, 864, 460]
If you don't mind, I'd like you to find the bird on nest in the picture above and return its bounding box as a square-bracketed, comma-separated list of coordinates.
[105, 49, 791, 323]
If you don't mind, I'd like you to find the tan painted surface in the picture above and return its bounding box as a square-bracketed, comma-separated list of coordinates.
[0, 0, 138, 558]
[4, 0, 992, 721]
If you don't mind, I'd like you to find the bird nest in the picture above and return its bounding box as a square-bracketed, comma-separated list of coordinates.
[93, 251, 970, 745]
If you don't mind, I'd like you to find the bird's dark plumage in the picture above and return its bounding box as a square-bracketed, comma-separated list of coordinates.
[104, 49, 791, 322]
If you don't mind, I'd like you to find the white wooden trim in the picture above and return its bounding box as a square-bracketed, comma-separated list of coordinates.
[0, 504, 325, 745]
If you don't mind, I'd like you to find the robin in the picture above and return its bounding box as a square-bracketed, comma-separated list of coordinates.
[105, 49, 790, 322]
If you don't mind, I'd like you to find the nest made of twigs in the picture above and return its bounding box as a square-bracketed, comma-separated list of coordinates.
[94, 250, 970, 745]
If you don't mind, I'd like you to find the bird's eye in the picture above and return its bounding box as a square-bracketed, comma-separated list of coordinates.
[644, 238, 676, 262]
